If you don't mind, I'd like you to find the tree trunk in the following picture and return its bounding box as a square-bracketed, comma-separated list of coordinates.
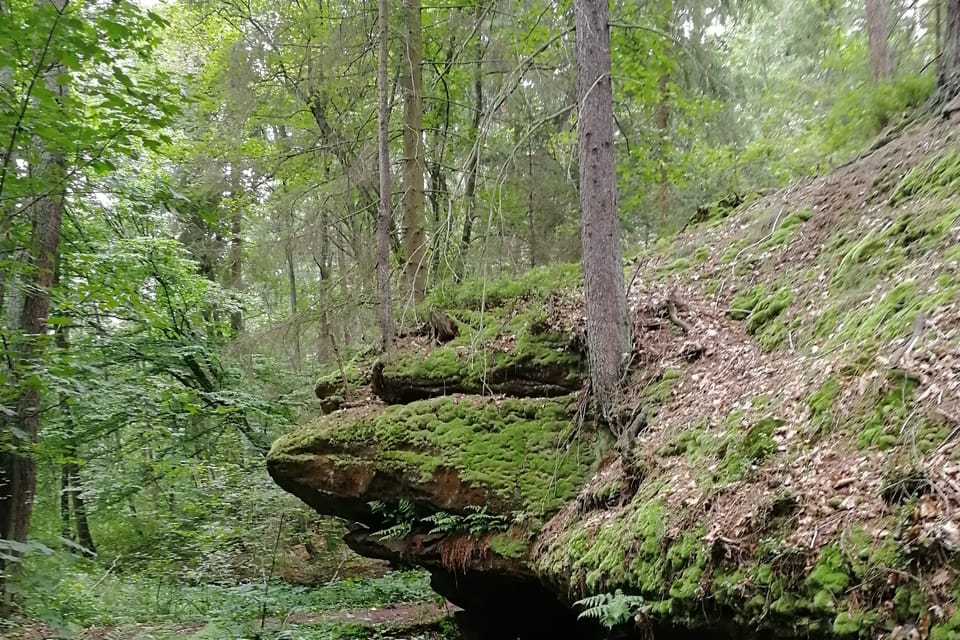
[937, 0, 944, 78]
[228, 167, 243, 334]
[60, 465, 73, 543]
[0, 154, 65, 607]
[55, 325, 95, 556]
[527, 137, 536, 268]
[71, 464, 95, 556]
[865, 0, 892, 81]
[285, 236, 302, 370]
[377, 0, 395, 353]
[942, 0, 960, 99]
[401, 0, 426, 305]
[1, 9, 67, 602]
[574, 0, 630, 423]
[654, 71, 671, 231]
[457, 25, 484, 282]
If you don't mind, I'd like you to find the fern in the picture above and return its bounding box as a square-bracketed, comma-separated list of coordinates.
[368, 499, 417, 540]
[575, 589, 645, 629]
[423, 511, 464, 534]
[376, 522, 413, 540]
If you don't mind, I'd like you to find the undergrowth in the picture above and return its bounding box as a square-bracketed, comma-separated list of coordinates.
[14, 549, 436, 637]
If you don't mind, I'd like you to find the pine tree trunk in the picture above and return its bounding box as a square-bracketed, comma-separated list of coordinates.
[575, 0, 630, 422]
[937, 0, 944, 78]
[865, 0, 892, 81]
[401, 0, 426, 305]
[377, 0, 395, 352]
[943, 0, 960, 99]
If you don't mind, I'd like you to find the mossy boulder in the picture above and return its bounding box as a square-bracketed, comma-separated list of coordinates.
[373, 308, 586, 403]
[267, 395, 599, 524]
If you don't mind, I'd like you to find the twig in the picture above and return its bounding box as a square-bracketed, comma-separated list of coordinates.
[89, 556, 119, 591]
[325, 556, 349, 586]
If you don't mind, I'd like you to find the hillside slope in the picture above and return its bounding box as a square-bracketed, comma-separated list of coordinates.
[269, 118, 960, 639]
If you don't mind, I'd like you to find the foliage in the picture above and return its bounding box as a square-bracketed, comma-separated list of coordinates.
[575, 589, 646, 629]
[423, 506, 511, 536]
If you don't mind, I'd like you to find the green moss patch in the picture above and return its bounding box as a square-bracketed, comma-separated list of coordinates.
[829, 207, 960, 293]
[425, 262, 582, 310]
[759, 208, 813, 251]
[891, 148, 960, 205]
[378, 306, 584, 401]
[270, 396, 596, 516]
[818, 280, 956, 357]
[728, 284, 795, 350]
[852, 371, 919, 450]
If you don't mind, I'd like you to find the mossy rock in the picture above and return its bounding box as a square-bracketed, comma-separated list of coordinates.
[268, 395, 599, 519]
[374, 307, 585, 403]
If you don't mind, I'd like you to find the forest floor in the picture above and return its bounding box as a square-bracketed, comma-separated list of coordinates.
[9, 601, 456, 639]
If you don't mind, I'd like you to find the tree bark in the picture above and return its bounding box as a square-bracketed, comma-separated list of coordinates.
[574, 0, 630, 422]
[228, 167, 243, 334]
[937, 0, 944, 78]
[865, 0, 892, 81]
[942, 0, 960, 99]
[401, 0, 427, 305]
[377, 0, 395, 353]
[1, 5, 67, 603]
[654, 71, 671, 230]
[285, 236, 302, 370]
[457, 22, 484, 282]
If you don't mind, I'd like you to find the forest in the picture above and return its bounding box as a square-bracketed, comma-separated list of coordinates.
[2, 0, 960, 638]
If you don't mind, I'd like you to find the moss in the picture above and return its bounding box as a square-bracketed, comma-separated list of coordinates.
[820, 279, 957, 359]
[270, 395, 596, 515]
[891, 148, 960, 205]
[642, 367, 683, 415]
[759, 208, 813, 251]
[853, 372, 919, 450]
[658, 419, 712, 458]
[489, 532, 529, 560]
[720, 415, 781, 480]
[315, 353, 373, 398]
[425, 262, 581, 310]
[930, 594, 960, 640]
[804, 546, 851, 613]
[381, 305, 584, 391]
[728, 285, 794, 350]
[829, 206, 960, 295]
[833, 610, 874, 637]
[692, 246, 711, 263]
[808, 378, 842, 435]
[686, 191, 763, 226]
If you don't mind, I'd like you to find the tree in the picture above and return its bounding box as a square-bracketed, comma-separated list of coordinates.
[377, 0, 395, 351]
[865, 0, 892, 81]
[401, 0, 427, 305]
[943, 0, 960, 98]
[1, 0, 68, 604]
[574, 0, 630, 421]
